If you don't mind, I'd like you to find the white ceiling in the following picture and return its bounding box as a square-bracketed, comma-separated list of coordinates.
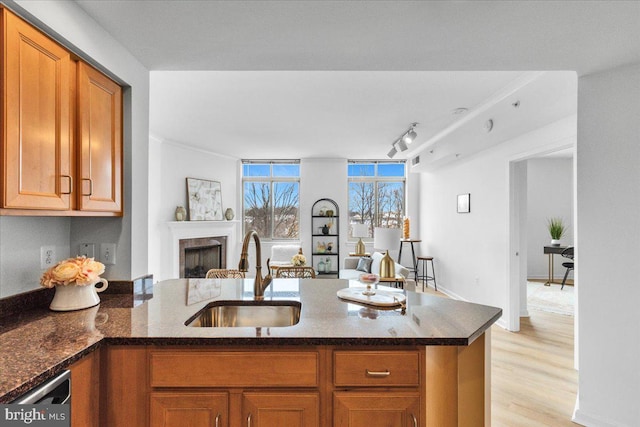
[73, 1, 639, 161]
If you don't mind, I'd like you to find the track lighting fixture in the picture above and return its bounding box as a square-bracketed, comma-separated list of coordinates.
[403, 123, 418, 144]
[386, 123, 418, 159]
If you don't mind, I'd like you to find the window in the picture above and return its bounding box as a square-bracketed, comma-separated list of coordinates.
[242, 160, 300, 239]
[347, 161, 406, 238]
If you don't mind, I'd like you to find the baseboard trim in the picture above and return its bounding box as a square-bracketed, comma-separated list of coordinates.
[436, 286, 467, 302]
[573, 406, 629, 427]
[435, 285, 510, 330]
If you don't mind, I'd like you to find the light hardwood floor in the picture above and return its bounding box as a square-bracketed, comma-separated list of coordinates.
[417, 284, 579, 426]
[491, 310, 578, 426]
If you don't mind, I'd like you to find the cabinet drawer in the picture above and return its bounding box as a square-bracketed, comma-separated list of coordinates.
[334, 351, 420, 387]
[150, 350, 319, 388]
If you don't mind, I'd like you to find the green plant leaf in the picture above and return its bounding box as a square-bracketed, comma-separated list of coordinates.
[547, 217, 566, 240]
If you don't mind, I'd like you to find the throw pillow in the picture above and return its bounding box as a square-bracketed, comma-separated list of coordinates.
[356, 257, 373, 273]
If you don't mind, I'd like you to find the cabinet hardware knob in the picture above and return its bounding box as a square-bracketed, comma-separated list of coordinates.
[411, 413, 418, 427]
[215, 414, 220, 427]
[365, 369, 390, 377]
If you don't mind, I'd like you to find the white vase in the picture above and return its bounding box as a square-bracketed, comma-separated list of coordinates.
[551, 239, 561, 246]
[49, 278, 109, 311]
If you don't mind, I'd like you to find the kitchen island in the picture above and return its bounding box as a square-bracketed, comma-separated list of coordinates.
[0, 278, 501, 426]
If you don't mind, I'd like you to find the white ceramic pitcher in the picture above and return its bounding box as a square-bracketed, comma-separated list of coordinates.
[49, 278, 109, 311]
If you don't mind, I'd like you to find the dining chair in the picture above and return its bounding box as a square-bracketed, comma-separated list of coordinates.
[205, 269, 246, 279]
[560, 246, 574, 290]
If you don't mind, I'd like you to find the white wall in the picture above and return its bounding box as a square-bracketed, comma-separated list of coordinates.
[149, 139, 241, 281]
[526, 158, 574, 279]
[150, 154, 414, 279]
[418, 116, 576, 326]
[0, 0, 149, 296]
[0, 218, 70, 297]
[573, 63, 640, 427]
[300, 158, 348, 271]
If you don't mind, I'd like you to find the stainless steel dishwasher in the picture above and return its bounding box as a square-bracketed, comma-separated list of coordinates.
[2, 370, 71, 425]
[11, 370, 71, 404]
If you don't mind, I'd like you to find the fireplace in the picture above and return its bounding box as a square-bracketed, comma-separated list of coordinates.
[179, 236, 227, 278]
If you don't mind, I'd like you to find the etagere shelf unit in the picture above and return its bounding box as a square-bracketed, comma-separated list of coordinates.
[311, 198, 339, 276]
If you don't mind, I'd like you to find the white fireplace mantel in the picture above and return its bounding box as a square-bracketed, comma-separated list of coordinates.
[167, 220, 241, 278]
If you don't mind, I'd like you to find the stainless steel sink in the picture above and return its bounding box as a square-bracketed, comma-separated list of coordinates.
[185, 300, 301, 327]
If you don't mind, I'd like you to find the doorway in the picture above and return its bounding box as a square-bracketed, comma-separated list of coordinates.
[508, 145, 575, 332]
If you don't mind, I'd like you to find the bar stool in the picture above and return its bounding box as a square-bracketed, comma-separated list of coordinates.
[416, 256, 437, 292]
[398, 239, 421, 281]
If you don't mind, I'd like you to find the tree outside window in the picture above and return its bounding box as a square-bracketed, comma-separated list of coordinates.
[242, 161, 300, 239]
[348, 161, 405, 238]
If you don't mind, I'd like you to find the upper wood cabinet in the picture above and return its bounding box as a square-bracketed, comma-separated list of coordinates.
[77, 62, 122, 213]
[1, 8, 123, 216]
[1, 7, 73, 211]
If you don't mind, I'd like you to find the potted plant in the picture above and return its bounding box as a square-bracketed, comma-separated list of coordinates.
[547, 217, 566, 246]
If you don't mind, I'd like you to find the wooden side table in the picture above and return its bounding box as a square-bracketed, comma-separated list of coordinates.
[378, 277, 405, 289]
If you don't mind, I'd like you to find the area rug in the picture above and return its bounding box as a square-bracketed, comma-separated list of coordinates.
[527, 281, 574, 316]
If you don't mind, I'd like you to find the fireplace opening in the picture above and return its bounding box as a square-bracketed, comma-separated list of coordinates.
[179, 236, 227, 278]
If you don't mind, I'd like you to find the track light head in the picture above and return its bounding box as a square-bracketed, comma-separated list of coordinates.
[404, 129, 417, 144]
[386, 123, 418, 158]
[403, 123, 418, 144]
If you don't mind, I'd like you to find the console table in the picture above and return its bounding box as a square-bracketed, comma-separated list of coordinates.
[543, 245, 569, 285]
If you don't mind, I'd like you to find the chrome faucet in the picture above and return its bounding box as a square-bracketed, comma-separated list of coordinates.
[238, 230, 272, 300]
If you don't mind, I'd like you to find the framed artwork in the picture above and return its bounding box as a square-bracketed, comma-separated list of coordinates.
[457, 193, 470, 213]
[186, 178, 223, 220]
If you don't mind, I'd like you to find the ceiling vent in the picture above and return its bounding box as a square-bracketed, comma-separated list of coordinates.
[412, 156, 420, 166]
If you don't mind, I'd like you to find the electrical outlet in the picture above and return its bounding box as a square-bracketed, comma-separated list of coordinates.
[79, 243, 95, 258]
[41, 246, 56, 269]
[100, 243, 116, 265]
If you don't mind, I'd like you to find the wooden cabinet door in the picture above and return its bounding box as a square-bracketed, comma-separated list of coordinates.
[2, 9, 72, 210]
[242, 392, 319, 427]
[333, 391, 421, 427]
[77, 62, 122, 213]
[69, 349, 100, 427]
[150, 392, 228, 427]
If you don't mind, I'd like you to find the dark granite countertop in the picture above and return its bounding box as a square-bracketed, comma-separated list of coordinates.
[0, 278, 501, 402]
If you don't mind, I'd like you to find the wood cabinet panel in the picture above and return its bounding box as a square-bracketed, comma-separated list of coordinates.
[333, 391, 420, 427]
[334, 350, 420, 387]
[77, 62, 122, 213]
[150, 350, 319, 388]
[69, 349, 100, 427]
[242, 392, 319, 427]
[102, 346, 148, 427]
[150, 392, 228, 427]
[1, 8, 72, 210]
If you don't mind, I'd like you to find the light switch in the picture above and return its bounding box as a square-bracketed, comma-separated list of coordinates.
[100, 243, 116, 265]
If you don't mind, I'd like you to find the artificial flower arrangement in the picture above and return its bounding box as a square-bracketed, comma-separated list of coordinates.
[291, 253, 307, 267]
[40, 256, 105, 288]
